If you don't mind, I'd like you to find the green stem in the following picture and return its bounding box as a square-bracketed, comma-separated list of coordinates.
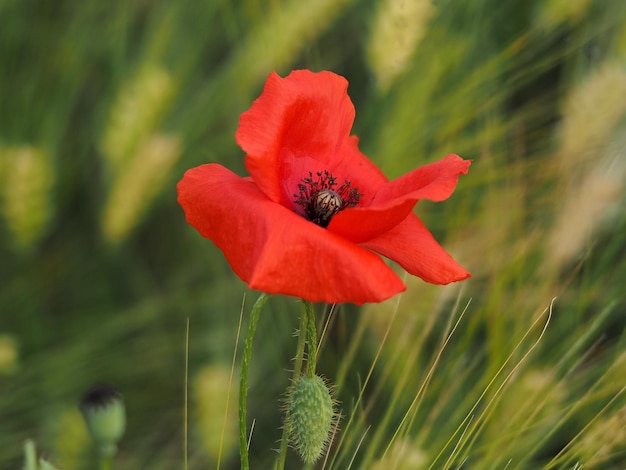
[275, 301, 311, 469]
[99, 455, 113, 470]
[239, 293, 269, 470]
[304, 301, 317, 377]
[98, 445, 116, 470]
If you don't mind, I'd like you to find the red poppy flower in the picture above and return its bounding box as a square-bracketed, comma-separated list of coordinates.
[177, 70, 470, 305]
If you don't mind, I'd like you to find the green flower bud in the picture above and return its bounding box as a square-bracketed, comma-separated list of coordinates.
[79, 384, 126, 458]
[286, 375, 336, 464]
[22, 439, 60, 470]
[37, 458, 59, 470]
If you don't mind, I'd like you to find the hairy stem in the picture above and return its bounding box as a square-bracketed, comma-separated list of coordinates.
[239, 293, 269, 470]
[304, 301, 317, 377]
[275, 301, 313, 469]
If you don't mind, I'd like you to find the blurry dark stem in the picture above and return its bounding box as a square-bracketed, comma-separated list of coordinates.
[239, 293, 269, 470]
[275, 300, 317, 469]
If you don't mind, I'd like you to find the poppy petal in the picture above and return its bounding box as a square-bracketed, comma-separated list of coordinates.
[374, 154, 471, 204]
[328, 199, 416, 243]
[362, 214, 470, 284]
[177, 164, 407, 304]
[236, 70, 357, 208]
[328, 155, 471, 243]
[330, 136, 389, 203]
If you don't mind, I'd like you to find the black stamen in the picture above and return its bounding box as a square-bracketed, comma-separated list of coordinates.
[293, 170, 363, 227]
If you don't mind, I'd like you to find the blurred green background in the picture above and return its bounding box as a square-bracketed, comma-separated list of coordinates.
[1, 0, 626, 468]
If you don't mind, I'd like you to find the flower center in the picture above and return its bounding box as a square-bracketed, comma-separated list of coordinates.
[293, 170, 363, 227]
[314, 189, 343, 221]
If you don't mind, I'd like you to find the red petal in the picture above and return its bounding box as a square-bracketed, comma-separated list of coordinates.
[328, 155, 471, 243]
[362, 214, 471, 284]
[177, 164, 406, 304]
[330, 136, 389, 202]
[375, 154, 471, 203]
[236, 70, 357, 209]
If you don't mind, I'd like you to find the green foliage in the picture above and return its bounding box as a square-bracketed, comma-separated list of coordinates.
[1, 0, 626, 468]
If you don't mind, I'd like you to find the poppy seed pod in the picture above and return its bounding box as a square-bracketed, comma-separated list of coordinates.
[80, 384, 126, 457]
[286, 375, 336, 464]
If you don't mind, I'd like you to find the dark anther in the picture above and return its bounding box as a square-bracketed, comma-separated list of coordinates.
[293, 171, 363, 227]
